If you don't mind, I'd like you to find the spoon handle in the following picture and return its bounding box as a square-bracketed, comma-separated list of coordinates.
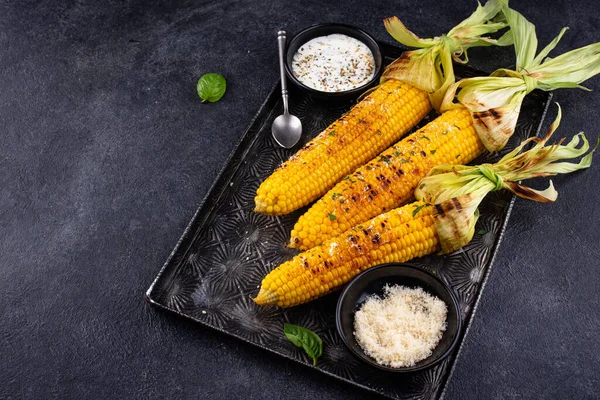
[277, 30, 289, 114]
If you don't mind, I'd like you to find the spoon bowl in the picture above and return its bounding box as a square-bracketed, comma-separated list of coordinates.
[272, 113, 302, 149]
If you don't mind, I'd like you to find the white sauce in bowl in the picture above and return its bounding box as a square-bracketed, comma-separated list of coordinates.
[291, 34, 376, 92]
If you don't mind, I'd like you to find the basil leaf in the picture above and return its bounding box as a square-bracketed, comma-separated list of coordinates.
[284, 323, 323, 366]
[197, 73, 226, 103]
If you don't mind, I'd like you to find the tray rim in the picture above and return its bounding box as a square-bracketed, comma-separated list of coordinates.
[145, 42, 554, 399]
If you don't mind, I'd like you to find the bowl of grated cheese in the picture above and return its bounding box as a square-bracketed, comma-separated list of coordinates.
[336, 263, 462, 373]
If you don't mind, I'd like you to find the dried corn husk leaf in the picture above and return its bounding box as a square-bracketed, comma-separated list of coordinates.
[442, 6, 600, 151]
[415, 105, 597, 253]
[382, 0, 511, 111]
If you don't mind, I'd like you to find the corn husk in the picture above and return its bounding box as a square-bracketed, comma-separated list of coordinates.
[381, 0, 511, 111]
[415, 105, 597, 254]
[441, 6, 600, 151]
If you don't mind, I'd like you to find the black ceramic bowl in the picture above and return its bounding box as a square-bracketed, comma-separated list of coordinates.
[336, 263, 462, 373]
[284, 23, 383, 98]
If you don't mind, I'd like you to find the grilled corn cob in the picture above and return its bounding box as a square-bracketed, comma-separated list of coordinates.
[289, 107, 485, 250]
[254, 110, 595, 308]
[254, 81, 431, 215]
[254, 201, 438, 307]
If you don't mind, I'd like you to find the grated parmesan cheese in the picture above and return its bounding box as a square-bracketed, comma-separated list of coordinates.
[353, 285, 447, 368]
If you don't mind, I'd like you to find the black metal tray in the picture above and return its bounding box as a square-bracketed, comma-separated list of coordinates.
[146, 42, 552, 399]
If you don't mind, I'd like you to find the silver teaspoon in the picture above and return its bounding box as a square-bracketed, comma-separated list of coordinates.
[271, 30, 302, 148]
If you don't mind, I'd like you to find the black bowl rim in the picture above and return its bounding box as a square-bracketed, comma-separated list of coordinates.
[335, 263, 462, 373]
[284, 23, 384, 97]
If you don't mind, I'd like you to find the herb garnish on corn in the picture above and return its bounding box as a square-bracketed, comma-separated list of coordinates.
[254, 109, 596, 308]
[253, 0, 509, 215]
[289, 5, 600, 250]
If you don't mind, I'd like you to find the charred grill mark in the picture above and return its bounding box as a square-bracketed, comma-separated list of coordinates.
[420, 150, 427, 157]
[506, 181, 555, 202]
[452, 197, 463, 211]
[372, 234, 381, 244]
[370, 189, 377, 196]
[435, 204, 445, 215]
[383, 52, 411, 75]
[473, 108, 512, 136]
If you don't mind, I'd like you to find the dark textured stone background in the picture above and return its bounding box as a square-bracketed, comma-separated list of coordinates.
[1, 0, 599, 399]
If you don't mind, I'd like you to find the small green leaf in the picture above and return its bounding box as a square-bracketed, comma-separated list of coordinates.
[342, 175, 355, 183]
[477, 229, 489, 235]
[329, 130, 336, 136]
[441, 130, 448, 135]
[328, 213, 337, 221]
[377, 130, 382, 136]
[379, 155, 391, 165]
[284, 324, 323, 366]
[419, 183, 425, 189]
[430, 149, 437, 155]
[422, 135, 430, 141]
[412, 204, 427, 217]
[393, 151, 400, 157]
[456, 154, 461, 159]
[401, 158, 407, 164]
[197, 73, 226, 103]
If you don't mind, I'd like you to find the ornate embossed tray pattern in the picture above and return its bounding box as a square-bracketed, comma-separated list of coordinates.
[146, 43, 551, 399]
